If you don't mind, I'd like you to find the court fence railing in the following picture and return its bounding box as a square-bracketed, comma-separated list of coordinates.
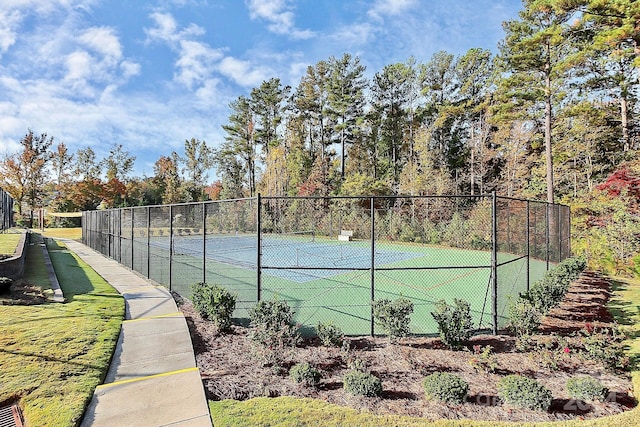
[82, 193, 570, 336]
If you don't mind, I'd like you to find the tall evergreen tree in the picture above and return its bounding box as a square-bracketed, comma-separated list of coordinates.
[326, 53, 367, 179]
[499, 0, 578, 203]
[221, 96, 257, 196]
[370, 60, 417, 189]
[250, 78, 291, 157]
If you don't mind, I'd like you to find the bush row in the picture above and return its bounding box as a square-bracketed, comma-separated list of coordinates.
[522, 257, 586, 315]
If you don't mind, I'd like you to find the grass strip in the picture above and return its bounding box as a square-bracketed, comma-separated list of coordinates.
[0, 229, 24, 255]
[0, 233, 124, 426]
[42, 227, 82, 240]
[209, 276, 640, 426]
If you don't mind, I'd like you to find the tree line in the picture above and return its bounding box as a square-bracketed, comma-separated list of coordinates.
[216, 0, 639, 204]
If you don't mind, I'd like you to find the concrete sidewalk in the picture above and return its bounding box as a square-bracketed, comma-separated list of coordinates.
[61, 239, 212, 427]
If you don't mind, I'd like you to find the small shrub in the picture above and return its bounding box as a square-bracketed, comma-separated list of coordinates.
[498, 375, 552, 411]
[343, 370, 382, 397]
[431, 299, 473, 349]
[190, 282, 236, 331]
[422, 372, 469, 404]
[468, 345, 498, 373]
[566, 376, 609, 402]
[508, 297, 541, 337]
[579, 326, 629, 371]
[289, 363, 321, 387]
[316, 321, 344, 347]
[528, 334, 572, 371]
[248, 297, 300, 366]
[372, 297, 414, 342]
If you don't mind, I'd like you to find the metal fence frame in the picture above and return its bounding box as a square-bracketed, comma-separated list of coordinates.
[82, 192, 570, 335]
[0, 188, 14, 231]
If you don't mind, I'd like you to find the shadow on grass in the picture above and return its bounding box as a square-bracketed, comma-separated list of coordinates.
[609, 279, 640, 370]
[46, 241, 97, 299]
[0, 347, 104, 371]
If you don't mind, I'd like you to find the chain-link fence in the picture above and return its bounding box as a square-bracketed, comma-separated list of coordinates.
[0, 188, 14, 231]
[82, 193, 570, 336]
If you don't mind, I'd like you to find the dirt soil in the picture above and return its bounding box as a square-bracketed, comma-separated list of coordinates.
[0, 280, 48, 305]
[177, 272, 636, 422]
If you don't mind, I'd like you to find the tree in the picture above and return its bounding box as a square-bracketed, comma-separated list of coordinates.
[566, 0, 640, 152]
[74, 147, 102, 181]
[51, 142, 74, 188]
[102, 143, 135, 182]
[499, 0, 578, 203]
[454, 48, 497, 194]
[250, 78, 290, 157]
[370, 60, 417, 189]
[419, 51, 457, 171]
[0, 130, 53, 224]
[153, 152, 183, 204]
[221, 96, 258, 196]
[291, 60, 332, 164]
[183, 138, 214, 201]
[326, 53, 367, 179]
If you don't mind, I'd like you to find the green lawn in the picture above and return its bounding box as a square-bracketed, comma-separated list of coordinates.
[0, 229, 24, 255]
[0, 231, 124, 426]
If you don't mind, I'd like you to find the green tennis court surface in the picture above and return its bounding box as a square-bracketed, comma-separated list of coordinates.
[142, 235, 549, 336]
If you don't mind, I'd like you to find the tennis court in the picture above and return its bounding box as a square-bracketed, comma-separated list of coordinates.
[147, 232, 548, 335]
[83, 194, 569, 336]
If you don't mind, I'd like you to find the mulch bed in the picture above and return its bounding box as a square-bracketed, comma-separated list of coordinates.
[177, 272, 636, 422]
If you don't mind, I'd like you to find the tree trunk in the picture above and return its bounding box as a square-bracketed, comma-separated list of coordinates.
[544, 49, 554, 205]
[621, 96, 630, 152]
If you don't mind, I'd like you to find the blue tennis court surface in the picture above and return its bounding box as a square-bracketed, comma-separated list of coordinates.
[158, 234, 426, 283]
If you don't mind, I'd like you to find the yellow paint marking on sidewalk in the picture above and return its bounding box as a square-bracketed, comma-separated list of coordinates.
[96, 367, 199, 389]
[123, 312, 184, 323]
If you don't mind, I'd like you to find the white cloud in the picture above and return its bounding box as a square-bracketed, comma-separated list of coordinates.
[120, 61, 141, 79]
[0, 9, 20, 55]
[65, 50, 93, 81]
[145, 12, 205, 44]
[368, 0, 418, 20]
[329, 22, 377, 47]
[175, 39, 224, 89]
[218, 56, 270, 87]
[245, 0, 315, 40]
[146, 11, 270, 91]
[78, 26, 122, 62]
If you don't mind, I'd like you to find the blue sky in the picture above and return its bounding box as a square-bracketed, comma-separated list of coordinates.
[0, 0, 523, 179]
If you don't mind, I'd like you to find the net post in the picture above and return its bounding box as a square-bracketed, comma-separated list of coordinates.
[370, 196, 375, 337]
[257, 194, 262, 302]
[491, 191, 498, 335]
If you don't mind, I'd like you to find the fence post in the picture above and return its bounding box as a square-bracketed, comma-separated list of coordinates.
[526, 200, 530, 292]
[203, 202, 207, 284]
[257, 194, 262, 302]
[119, 209, 123, 264]
[370, 196, 375, 337]
[147, 206, 151, 279]
[131, 208, 135, 270]
[546, 204, 550, 270]
[491, 191, 498, 335]
[169, 204, 173, 292]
